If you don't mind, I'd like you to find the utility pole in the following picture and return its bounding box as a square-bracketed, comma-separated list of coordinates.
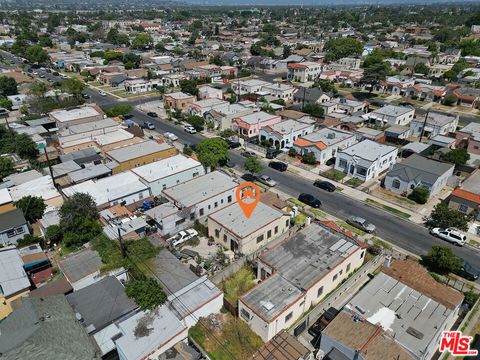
[42, 144, 57, 190]
[302, 86, 306, 111]
[419, 109, 430, 142]
[117, 224, 127, 259]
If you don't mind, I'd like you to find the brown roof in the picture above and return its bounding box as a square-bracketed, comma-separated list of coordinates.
[260, 191, 288, 211]
[29, 276, 73, 298]
[21, 252, 48, 264]
[277, 109, 309, 120]
[381, 260, 464, 310]
[250, 330, 310, 360]
[323, 311, 414, 360]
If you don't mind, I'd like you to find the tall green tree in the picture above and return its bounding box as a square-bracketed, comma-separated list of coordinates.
[422, 245, 462, 274]
[59, 192, 98, 232]
[244, 157, 263, 174]
[427, 202, 471, 231]
[0, 157, 14, 179]
[195, 138, 229, 169]
[441, 148, 470, 166]
[324, 38, 363, 62]
[25, 45, 49, 64]
[61, 78, 85, 98]
[0, 76, 18, 97]
[14, 196, 46, 223]
[131, 33, 153, 50]
[125, 278, 167, 310]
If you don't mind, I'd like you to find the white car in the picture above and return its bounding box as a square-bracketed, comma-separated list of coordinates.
[430, 227, 466, 246]
[164, 132, 178, 141]
[167, 229, 198, 247]
[99, 90, 107, 96]
[184, 125, 197, 134]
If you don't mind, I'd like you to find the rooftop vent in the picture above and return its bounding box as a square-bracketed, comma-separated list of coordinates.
[406, 327, 424, 340]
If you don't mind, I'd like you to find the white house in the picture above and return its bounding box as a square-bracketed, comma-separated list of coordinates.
[231, 79, 271, 95]
[410, 112, 459, 139]
[259, 119, 315, 149]
[130, 154, 205, 196]
[239, 222, 366, 342]
[123, 79, 161, 94]
[189, 98, 229, 117]
[368, 105, 415, 126]
[287, 62, 322, 82]
[198, 85, 223, 100]
[335, 139, 398, 182]
[261, 83, 296, 102]
[384, 154, 454, 199]
[293, 128, 357, 163]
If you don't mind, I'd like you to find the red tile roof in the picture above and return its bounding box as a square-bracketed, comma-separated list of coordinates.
[451, 187, 480, 204]
[293, 137, 327, 150]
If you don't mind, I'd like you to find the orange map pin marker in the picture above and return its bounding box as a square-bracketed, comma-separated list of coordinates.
[236, 182, 261, 219]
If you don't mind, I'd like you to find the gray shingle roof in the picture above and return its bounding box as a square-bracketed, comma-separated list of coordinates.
[66, 276, 137, 333]
[0, 296, 99, 360]
[0, 208, 27, 232]
[386, 154, 453, 184]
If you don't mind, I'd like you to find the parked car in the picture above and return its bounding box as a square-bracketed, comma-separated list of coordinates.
[314, 180, 336, 192]
[164, 132, 178, 141]
[82, 93, 90, 99]
[142, 121, 155, 130]
[298, 193, 322, 208]
[167, 229, 198, 248]
[258, 175, 277, 187]
[241, 173, 257, 182]
[308, 307, 339, 337]
[455, 260, 480, 281]
[399, 101, 414, 107]
[98, 90, 107, 96]
[227, 140, 241, 149]
[52, 71, 59, 76]
[184, 125, 197, 134]
[241, 151, 256, 158]
[346, 216, 376, 233]
[147, 111, 158, 117]
[268, 161, 288, 172]
[225, 159, 235, 168]
[430, 227, 466, 246]
[266, 148, 282, 159]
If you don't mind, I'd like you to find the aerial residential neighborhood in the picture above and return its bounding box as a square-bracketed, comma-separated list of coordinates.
[1, 2, 480, 360]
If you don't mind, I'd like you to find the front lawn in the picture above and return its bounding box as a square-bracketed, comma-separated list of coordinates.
[322, 169, 346, 182]
[346, 178, 363, 188]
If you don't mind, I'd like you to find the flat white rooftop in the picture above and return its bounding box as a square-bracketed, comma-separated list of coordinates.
[131, 154, 203, 183]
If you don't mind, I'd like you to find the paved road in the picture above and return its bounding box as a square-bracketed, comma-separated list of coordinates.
[127, 109, 480, 273]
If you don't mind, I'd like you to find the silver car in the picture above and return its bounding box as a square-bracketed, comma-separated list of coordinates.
[258, 175, 277, 187]
[346, 216, 376, 233]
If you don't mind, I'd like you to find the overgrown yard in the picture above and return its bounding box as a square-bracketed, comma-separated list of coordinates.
[346, 178, 363, 188]
[189, 314, 263, 360]
[222, 266, 256, 309]
[322, 168, 346, 182]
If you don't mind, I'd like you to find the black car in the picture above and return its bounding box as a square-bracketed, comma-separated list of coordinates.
[308, 307, 339, 337]
[241, 173, 258, 182]
[454, 261, 480, 281]
[266, 149, 282, 159]
[370, 101, 384, 107]
[147, 112, 158, 117]
[82, 93, 90, 99]
[399, 101, 414, 107]
[298, 193, 322, 208]
[241, 151, 256, 158]
[314, 180, 336, 192]
[269, 161, 288, 172]
[227, 140, 241, 149]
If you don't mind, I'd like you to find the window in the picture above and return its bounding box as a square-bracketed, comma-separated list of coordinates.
[267, 230, 272, 239]
[208, 205, 211, 210]
[214, 202, 218, 208]
[361, 251, 365, 259]
[333, 274, 338, 282]
[339, 269, 343, 276]
[241, 308, 251, 320]
[215, 229, 220, 238]
[6, 229, 15, 238]
[459, 204, 469, 213]
[275, 226, 279, 234]
[346, 263, 351, 272]
[175, 218, 186, 226]
[162, 184, 167, 190]
[223, 234, 227, 242]
[317, 286, 323, 298]
[190, 212, 195, 220]
[199, 208, 204, 216]
[339, 159, 348, 168]
[285, 219, 289, 227]
[257, 234, 264, 243]
[285, 312, 293, 322]
[392, 179, 401, 189]
[299, 300, 305, 308]
[221, 199, 224, 204]
[227, 195, 232, 203]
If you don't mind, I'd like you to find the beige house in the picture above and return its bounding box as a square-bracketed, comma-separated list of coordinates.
[49, 104, 104, 129]
[164, 92, 196, 111]
[207, 202, 290, 254]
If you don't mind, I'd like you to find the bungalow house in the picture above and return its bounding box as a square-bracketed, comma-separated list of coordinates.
[276, 109, 315, 124]
[293, 128, 357, 163]
[335, 140, 398, 182]
[0, 209, 30, 246]
[449, 169, 480, 219]
[189, 98, 229, 117]
[377, 76, 415, 96]
[123, 78, 161, 94]
[410, 112, 458, 138]
[259, 119, 315, 149]
[261, 83, 296, 102]
[367, 105, 415, 126]
[331, 97, 367, 114]
[451, 86, 480, 108]
[198, 85, 223, 100]
[233, 111, 282, 138]
[293, 87, 331, 105]
[407, 84, 446, 102]
[384, 154, 454, 199]
[455, 122, 480, 155]
[204, 103, 255, 131]
[231, 79, 271, 95]
[239, 222, 365, 342]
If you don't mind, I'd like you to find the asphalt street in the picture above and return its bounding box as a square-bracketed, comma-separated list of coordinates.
[127, 108, 480, 272]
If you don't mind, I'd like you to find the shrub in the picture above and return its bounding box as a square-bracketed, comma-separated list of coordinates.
[288, 148, 297, 157]
[409, 187, 430, 204]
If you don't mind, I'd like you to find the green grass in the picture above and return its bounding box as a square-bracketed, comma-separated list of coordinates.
[294, 212, 308, 226]
[372, 237, 393, 250]
[310, 208, 326, 218]
[254, 181, 270, 191]
[394, 195, 417, 205]
[346, 178, 364, 188]
[337, 221, 366, 236]
[365, 198, 411, 219]
[288, 198, 307, 207]
[469, 239, 480, 249]
[322, 169, 346, 181]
